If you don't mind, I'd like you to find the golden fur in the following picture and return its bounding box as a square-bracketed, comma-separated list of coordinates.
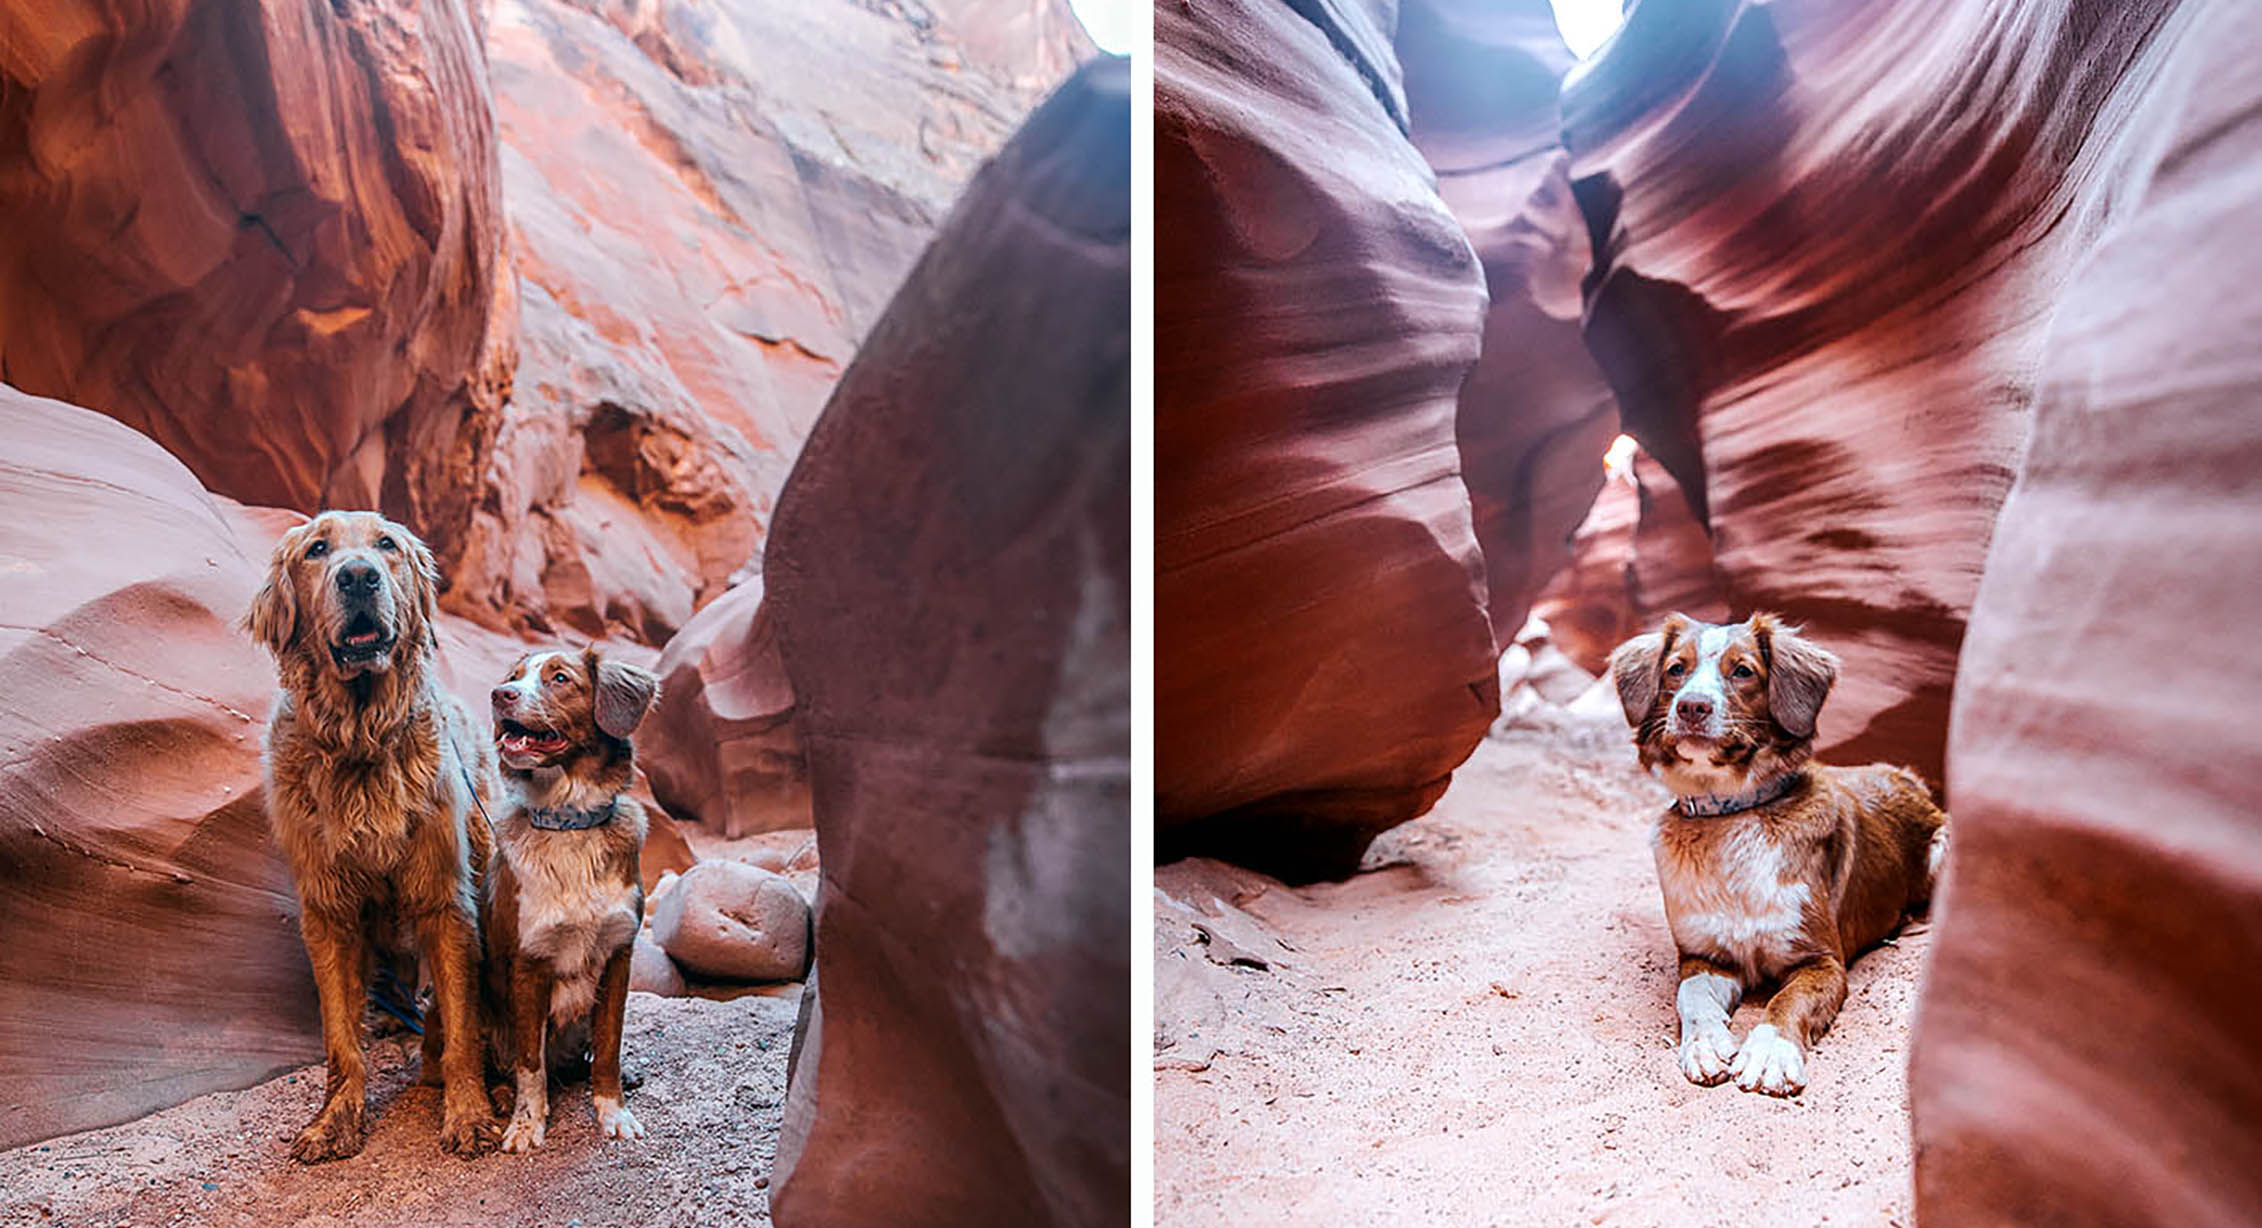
[1609, 612, 1948, 1097]
[246, 510, 503, 1160]
[483, 647, 660, 1151]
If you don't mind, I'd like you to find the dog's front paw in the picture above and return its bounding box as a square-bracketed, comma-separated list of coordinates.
[440, 1106, 503, 1158]
[1730, 1023, 1806, 1097]
[289, 1100, 366, 1164]
[500, 1106, 547, 1154]
[1678, 1023, 1738, 1086]
[594, 1096, 646, 1141]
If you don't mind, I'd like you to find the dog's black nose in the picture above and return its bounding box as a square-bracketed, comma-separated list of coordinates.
[1676, 695, 1714, 722]
[335, 560, 382, 596]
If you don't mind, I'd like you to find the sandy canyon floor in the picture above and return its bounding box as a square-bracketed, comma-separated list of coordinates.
[0, 991, 797, 1228]
[1156, 702, 1933, 1227]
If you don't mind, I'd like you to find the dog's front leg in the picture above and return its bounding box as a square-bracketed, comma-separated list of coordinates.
[590, 945, 645, 1140]
[1674, 955, 1743, 1087]
[417, 907, 502, 1156]
[501, 959, 555, 1153]
[292, 909, 371, 1162]
[1733, 956, 1847, 1097]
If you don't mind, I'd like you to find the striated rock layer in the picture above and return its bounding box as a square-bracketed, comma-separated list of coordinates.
[1912, 1, 2262, 1223]
[1534, 446, 1724, 676]
[0, 0, 516, 578]
[766, 56, 1128, 1228]
[1398, 0, 1621, 651]
[448, 0, 1091, 642]
[1155, 0, 1496, 882]
[0, 386, 316, 1149]
[1563, 0, 2184, 785]
[640, 577, 809, 838]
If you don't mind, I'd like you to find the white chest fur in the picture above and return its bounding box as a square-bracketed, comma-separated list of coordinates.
[503, 829, 641, 1025]
[1654, 819, 1810, 981]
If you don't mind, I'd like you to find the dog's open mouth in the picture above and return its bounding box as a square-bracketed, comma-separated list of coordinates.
[330, 613, 396, 666]
[497, 718, 570, 759]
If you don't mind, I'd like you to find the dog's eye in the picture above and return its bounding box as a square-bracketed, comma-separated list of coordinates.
[1665, 662, 1686, 676]
[551, 671, 571, 685]
[377, 535, 397, 553]
[306, 540, 329, 558]
[1732, 663, 1755, 679]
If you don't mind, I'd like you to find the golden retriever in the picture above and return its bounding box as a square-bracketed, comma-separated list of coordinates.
[245, 510, 503, 1160]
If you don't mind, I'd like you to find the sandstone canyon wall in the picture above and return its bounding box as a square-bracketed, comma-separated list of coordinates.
[0, 0, 518, 579]
[1157, 0, 1613, 882]
[765, 56, 1128, 1228]
[1561, 0, 2184, 786]
[1910, 1, 2262, 1222]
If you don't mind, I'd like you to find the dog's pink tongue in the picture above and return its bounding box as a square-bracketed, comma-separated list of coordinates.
[346, 630, 378, 645]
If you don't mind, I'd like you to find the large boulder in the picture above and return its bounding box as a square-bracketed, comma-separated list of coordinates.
[649, 860, 809, 983]
[0, 387, 315, 1149]
[444, 0, 1091, 641]
[0, 0, 516, 577]
[1912, 2, 2262, 1222]
[1155, 0, 1496, 882]
[765, 56, 1128, 1228]
[1561, 0, 2183, 786]
[641, 578, 810, 837]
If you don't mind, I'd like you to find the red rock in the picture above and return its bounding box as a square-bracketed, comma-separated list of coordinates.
[1155, 0, 1496, 882]
[1534, 447, 1724, 675]
[1399, 0, 1621, 649]
[0, 0, 515, 578]
[1561, 0, 2184, 786]
[627, 933, 687, 998]
[1911, 3, 2262, 1222]
[641, 578, 810, 838]
[444, 0, 1090, 642]
[649, 861, 809, 984]
[0, 386, 316, 1149]
[764, 56, 1127, 1228]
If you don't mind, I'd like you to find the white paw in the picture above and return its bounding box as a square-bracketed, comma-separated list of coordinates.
[594, 1097, 646, 1141]
[500, 1106, 546, 1153]
[1730, 1023, 1806, 1097]
[1679, 1022, 1738, 1086]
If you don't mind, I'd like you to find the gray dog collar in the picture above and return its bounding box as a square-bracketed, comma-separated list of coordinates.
[527, 797, 620, 831]
[1674, 772, 1802, 817]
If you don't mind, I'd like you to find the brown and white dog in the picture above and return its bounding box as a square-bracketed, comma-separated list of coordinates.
[1608, 612, 1948, 1097]
[484, 646, 661, 1151]
[245, 511, 503, 1160]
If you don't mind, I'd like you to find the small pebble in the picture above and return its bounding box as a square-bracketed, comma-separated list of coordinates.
[202, 1182, 218, 1192]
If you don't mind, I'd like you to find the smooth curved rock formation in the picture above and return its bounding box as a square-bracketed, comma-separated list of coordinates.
[0, 0, 516, 577]
[641, 578, 809, 837]
[445, 0, 1090, 641]
[1563, 0, 2183, 786]
[1534, 446, 1724, 675]
[0, 386, 316, 1149]
[1155, 0, 1496, 882]
[766, 56, 1127, 1228]
[1399, 0, 1621, 650]
[1912, 2, 2262, 1223]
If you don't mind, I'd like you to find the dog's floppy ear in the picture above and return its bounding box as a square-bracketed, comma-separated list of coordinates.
[399, 525, 442, 642]
[1607, 631, 1666, 728]
[1754, 613, 1838, 738]
[243, 525, 302, 657]
[590, 650, 661, 739]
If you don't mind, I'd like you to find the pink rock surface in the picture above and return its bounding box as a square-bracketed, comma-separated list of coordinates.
[764, 56, 1128, 1228]
[641, 577, 810, 837]
[0, 386, 315, 1149]
[649, 860, 809, 984]
[1399, 0, 1621, 649]
[1562, 0, 2184, 786]
[1156, 0, 1496, 882]
[1912, 3, 2262, 1222]
[0, 0, 516, 576]
[1534, 447, 1724, 676]
[444, 0, 1090, 642]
